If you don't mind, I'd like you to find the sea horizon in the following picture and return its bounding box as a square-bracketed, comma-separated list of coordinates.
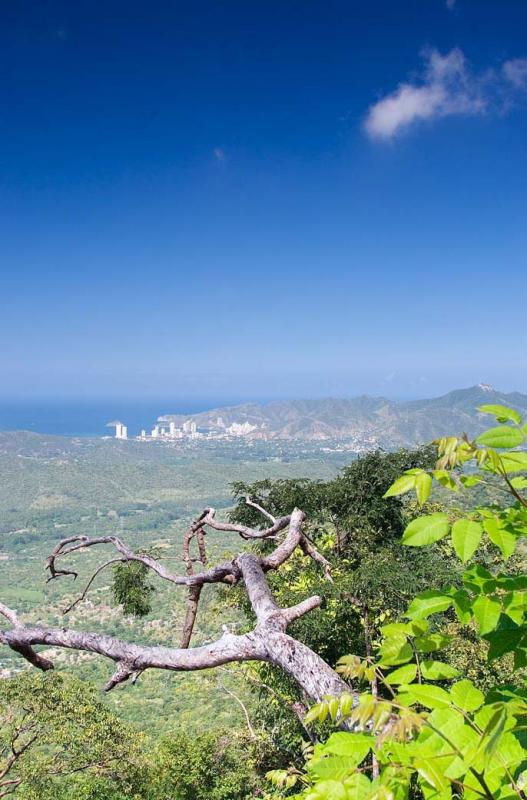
[0, 398, 244, 438]
[0, 383, 521, 438]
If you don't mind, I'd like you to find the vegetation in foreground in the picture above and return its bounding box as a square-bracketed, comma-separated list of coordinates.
[1, 403, 526, 797]
[268, 402, 527, 799]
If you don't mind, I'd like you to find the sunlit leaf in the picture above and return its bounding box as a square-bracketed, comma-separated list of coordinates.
[383, 474, 417, 498]
[415, 472, 432, 505]
[472, 595, 501, 635]
[450, 680, 484, 712]
[478, 404, 522, 425]
[451, 519, 483, 562]
[483, 518, 517, 559]
[420, 660, 459, 680]
[406, 591, 452, 620]
[399, 684, 451, 709]
[385, 664, 418, 685]
[402, 514, 450, 547]
[476, 426, 524, 449]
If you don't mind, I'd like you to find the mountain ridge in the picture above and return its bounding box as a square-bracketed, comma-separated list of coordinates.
[158, 385, 527, 448]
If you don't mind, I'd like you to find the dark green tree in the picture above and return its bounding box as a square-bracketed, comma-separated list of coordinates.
[0, 672, 140, 799]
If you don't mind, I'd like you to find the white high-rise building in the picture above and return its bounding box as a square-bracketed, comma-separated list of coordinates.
[111, 421, 128, 439]
[182, 419, 197, 434]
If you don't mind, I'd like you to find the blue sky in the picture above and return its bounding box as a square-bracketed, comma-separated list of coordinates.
[1, 0, 526, 401]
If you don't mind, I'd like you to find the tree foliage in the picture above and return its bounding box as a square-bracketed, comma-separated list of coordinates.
[0, 672, 139, 799]
[112, 559, 156, 617]
[228, 447, 453, 754]
[148, 729, 263, 800]
[269, 404, 527, 799]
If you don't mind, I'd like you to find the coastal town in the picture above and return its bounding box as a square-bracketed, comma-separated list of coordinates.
[107, 417, 259, 442]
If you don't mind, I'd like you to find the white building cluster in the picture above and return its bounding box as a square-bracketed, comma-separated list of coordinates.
[142, 419, 200, 441]
[225, 421, 257, 436]
[107, 416, 260, 442]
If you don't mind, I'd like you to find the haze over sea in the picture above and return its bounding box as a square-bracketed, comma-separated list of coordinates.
[0, 399, 239, 438]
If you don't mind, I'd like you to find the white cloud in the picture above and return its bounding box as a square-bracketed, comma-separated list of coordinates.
[503, 58, 527, 89]
[364, 48, 527, 140]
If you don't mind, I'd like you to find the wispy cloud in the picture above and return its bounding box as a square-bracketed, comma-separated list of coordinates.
[502, 58, 527, 89]
[446, 0, 456, 10]
[364, 48, 527, 140]
[213, 147, 226, 162]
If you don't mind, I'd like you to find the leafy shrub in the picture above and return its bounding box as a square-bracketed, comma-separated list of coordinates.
[268, 403, 527, 799]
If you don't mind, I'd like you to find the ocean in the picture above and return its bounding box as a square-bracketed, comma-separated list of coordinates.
[0, 399, 238, 438]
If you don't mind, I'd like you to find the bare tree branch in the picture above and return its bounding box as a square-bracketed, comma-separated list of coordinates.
[243, 496, 277, 524]
[298, 535, 333, 582]
[201, 507, 291, 540]
[0, 604, 19, 627]
[216, 677, 257, 739]
[1, 505, 351, 703]
[180, 585, 203, 649]
[63, 558, 124, 614]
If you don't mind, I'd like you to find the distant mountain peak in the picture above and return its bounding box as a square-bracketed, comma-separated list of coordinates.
[478, 383, 495, 392]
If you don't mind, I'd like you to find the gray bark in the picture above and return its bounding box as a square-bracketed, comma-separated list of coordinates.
[0, 506, 351, 703]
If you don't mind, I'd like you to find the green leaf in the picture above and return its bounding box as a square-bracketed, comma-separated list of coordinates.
[414, 633, 451, 653]
[386, 664, 418, 685]
[383, 474, 416, 498]
[420, 660, 460, 680]
[415, 757, 450, 792]
[433, 469, 459, 491]
[381, 619, 429, 636]
[485, 621, 523, 661]
[342, 774, 371, 800]
[503, 591, 526, 625]
[400, 684, 451, 709]
[499, 451, 527, 473]
[309, 755, 360, 781]
[476, 426, 524, 449]
[309, 780, 349, 800]
[483, 518, 517, 559]
[450, 680, 484, 712]
[463, 564, 496, 594]
[472, 595, 501, 635]
[379, 634, 413, 666]
[305, 702, 328, 724]
[406, 591, 452, 620]
[451, 519, 483, 562]
[402, 514, 450, 547]
[460, 475, 482, 487]
[323, 732, 372, 764]
[478, 404, 522, 425]
[415, 472, 432, 505]
[443, 587, 472, 624]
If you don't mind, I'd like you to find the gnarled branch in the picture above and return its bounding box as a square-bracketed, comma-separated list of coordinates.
[1, 503, 349, 703]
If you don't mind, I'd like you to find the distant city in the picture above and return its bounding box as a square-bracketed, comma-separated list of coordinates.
[102, 386, 527, 451]
[107, 417, 258, 442]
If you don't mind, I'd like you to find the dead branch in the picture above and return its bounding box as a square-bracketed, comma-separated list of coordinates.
[243, 496, 277, 524]
[1, 504, 350, 703]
